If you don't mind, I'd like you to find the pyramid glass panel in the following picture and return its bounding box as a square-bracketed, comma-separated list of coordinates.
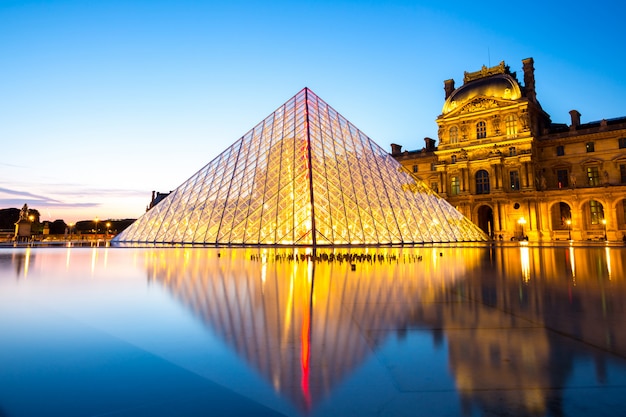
[113, 88, 487, 245]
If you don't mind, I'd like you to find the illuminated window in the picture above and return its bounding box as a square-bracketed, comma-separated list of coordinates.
[557, 169, 569, 188]
[476, 170, 490, 194]
[505, 115, 517, 136]
[620, 164, 626, 183]
[510, 170, 520, 190]
[589, 200, 604, 225]
[619, 138, 626, 149]
[476, 121, 487, 139]
[587, 166, 600, 186]
[449, 126, 459, 144]
[450, 176, 460, 195]
[586, 142, 595, 152]
[556, 145, 564, 156]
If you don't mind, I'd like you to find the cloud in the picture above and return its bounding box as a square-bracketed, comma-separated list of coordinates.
[0, 187, 63, 203]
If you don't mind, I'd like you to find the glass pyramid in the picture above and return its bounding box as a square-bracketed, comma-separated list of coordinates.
[113, 88, 487, 245]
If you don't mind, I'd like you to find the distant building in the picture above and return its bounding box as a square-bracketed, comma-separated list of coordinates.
[392, 58, 626, 242]
[147, 191, 171, 211]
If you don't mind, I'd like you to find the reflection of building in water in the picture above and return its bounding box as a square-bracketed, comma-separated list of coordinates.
[444, 246, 626, 416]
[0, 248, 33, 278]
[144, 247, 479, 412]
[145, 246, 625, 416]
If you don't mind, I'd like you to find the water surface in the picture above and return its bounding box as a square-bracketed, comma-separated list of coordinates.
[1, 245, 625, 416]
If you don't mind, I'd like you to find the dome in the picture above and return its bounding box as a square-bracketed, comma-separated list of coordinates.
[442, 74, 522, 114]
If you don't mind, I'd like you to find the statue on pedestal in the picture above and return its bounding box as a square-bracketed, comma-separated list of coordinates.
[14, 204, 32, 242]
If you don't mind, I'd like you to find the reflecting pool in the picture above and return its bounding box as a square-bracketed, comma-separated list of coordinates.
[1, 244, 625, 416]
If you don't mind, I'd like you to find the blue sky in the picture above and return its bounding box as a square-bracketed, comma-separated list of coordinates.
[2, 0, 625, 223]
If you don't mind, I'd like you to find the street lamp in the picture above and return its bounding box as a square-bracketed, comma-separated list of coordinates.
[106, 222, 111, 238]
[518, 217, 527, 240]
[602, 218, 607, 241]
[566, 219, 572, 240]
[94, 217, 99, 237]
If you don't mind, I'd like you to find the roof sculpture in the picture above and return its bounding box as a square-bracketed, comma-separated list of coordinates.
[112, 88, 487, 245]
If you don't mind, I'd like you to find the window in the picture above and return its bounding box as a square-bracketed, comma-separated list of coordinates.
[430, 162, 436, 171]
[476, 170, 490, 194]
[556, 145, 565, 156]
[476, 121, 487, 139]
[509, 147, 516, 156]
[586, 142, 595, 152]
[620, 164, 626, 184]
[431, 182, 439, 193]
[450, 177, 460, 195]
[619, 138, 626, 149]
[589, 200, 604, 225]
[557, 169, 569, 188]
[587, 166, 600, 186]
[510, 170, 520, 190]
[451, 155, 457, 164]
[412, 165, 418, 173]
[449, 127, 459, 144]
[505, 115, 517, 136]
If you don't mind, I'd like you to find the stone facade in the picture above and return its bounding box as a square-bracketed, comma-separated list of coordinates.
[392, 58, 626, 242]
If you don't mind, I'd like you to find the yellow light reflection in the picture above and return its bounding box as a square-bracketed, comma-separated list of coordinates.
[23, 247, 31, 278]
[605, 247, 611, 279]
[569, 246, 576, 280]
[520, 245, 530, 282]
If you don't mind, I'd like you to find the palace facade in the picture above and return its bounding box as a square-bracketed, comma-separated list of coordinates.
[392, 58, 626, 242]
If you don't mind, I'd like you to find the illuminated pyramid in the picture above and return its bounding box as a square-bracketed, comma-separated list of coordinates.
[113, 88, 487, 245]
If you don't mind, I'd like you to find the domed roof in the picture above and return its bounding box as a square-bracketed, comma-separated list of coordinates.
[442, 73, 522, 114]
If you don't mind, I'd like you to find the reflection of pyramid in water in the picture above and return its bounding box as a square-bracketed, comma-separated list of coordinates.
[113, 88, 486, 245]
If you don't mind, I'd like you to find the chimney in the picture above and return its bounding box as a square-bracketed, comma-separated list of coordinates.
[444, 79, 455, 100]
[569, 110, 581, 130]
[390, 143, 402, 155]
[424, 137, 436, 151]
[522, 58, 536, 103]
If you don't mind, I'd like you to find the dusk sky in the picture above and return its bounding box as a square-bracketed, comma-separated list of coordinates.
[2, 0, 625, 223]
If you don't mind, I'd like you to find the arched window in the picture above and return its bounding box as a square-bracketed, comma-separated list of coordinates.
[505, 115, 517, 136]
[476, 169, 490, 194]
[476, 121, 487, 139]
[449, 126, 459, 144]
[589, 200, 604, 225]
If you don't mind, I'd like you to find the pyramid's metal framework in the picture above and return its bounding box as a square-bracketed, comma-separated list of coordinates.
[113, 88, 487, 245]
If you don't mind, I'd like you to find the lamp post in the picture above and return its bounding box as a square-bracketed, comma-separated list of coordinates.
[518, 217, 527, 240]
[566, 219, 572, 240]
[106, 222, 111, 238]
[94, 217, 99, 238]
[68, 223, 74, 241]
[602, 218, 607, 241]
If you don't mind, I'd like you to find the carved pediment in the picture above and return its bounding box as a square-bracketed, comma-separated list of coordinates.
[445, 97, 518, 117]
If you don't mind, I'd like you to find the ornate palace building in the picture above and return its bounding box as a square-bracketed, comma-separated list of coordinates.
[392, 58, 626, 242]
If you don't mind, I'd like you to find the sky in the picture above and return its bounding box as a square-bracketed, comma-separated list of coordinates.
[2, 0, 625, 224]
